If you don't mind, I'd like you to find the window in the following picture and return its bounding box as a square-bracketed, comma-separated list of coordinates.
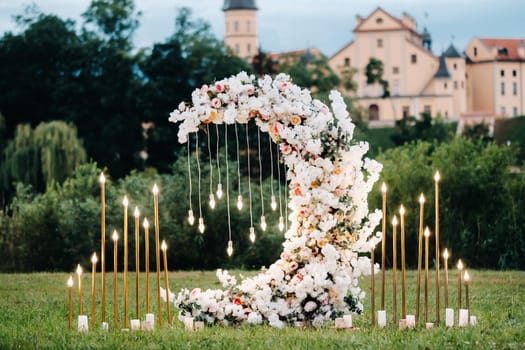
[377, 39, 383, 48]
[376, 17, 383, 24]
[454, 81, 458, 90]
[501, 106, 506, 116]
[513, 70, 517, 77]
[501, 70, 505, 77]
[474, 47, 477, 56]
[344, 57, 350, 67]
[411, 54, 417, 64]
[234, 21, 239, 32]
[424, 105, 431, 115]
[247, 44, 251, 54]
[513, 82, 518, 95]
[393, 79, 399, 95]
[235, 44, 240, 54]
[453, 63, 457, 70]
[393, 66, 399, 74]
[246, 21, 250, 32]
[369, 104, 379, 121]
[402, 106, 410, 118]
[501, 82, 505, 95]
[513, 106, 518, 116]
[444, 82, 448, 89]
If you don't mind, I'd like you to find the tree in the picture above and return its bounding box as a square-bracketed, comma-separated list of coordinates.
[364, 57, 390, 98]
[391, 112, 456, 146]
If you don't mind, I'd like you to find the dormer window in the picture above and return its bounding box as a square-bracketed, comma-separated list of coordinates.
[376, 17, 383, 24]
[497, 47, 508, 56]
[473, 47, 477, 56]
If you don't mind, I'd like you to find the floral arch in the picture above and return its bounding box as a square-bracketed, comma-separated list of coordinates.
[168, 71, 382, 327]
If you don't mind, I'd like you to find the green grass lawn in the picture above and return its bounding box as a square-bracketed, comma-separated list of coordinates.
[0, 270, 524, 349]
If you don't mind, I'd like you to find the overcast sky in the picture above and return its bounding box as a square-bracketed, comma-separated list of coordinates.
[0, 0, 524, 57]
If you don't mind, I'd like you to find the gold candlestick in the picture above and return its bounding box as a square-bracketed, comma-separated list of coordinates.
[380, 183, 387, 310]
[161, 240, 172, 325]
[424, 227, 430, 323]
[463, 270, 470, 310]
[76, 265, 83, 315]
[392, 215, 398, 324]
[434, 171, 441, 323]
[371, 247, 375, 326]
[123, 196, 129, 328]
[134, 207, 140, 320]
[143, 218, 150, 314]
[416, 193, 425, 325]
[443, 248, 449, 309]
[457, 259, 463, 315]
[399, 205, 406, 319]
[112, 230, 118, 329]
[153, 184, 162, 326]
[91, 253, 98, 328]
[99, 172, 106, 323]
[67, 276, 73, 329]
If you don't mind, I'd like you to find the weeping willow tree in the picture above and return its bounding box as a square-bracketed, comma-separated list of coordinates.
[1, 121, 86, 193]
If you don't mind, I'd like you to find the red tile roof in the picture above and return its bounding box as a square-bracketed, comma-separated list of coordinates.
[480, 38, 525, 61]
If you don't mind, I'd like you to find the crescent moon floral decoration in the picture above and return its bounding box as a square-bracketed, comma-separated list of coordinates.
[168, 71, 382, 328]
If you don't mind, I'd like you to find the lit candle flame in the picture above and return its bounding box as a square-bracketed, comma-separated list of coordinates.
[236, 195, 243, 210]
[188, 209, 195, 225]
[424, 227, 431, 238]
[209, 193, 216, 209]
[399, 204, 405, 216]
[443, 248, 449, 259]
[143, 218, 149, 229]
[271, 195, 277, 211]
[463, 270, 470, 283]
[260, 216, 267, 231]
[457, 259, 463, 270]
[198, 217, 205, 233]
[123, 196, 129, 207]
[112, 230, 118, 241]
[67, 276, 73, 287]
[226, 240, 233, 256]
[419, 193, 425, 204]
[99, 172, 106, 184]
[278, 216, 285, 232]
[249, 227, 256, 243]
[381, 182, 387, 193]
[434, 171, 441, 182]
[216, 183, 223, 199]
[152, 184, 159, 195]
[134, 207, 140, 218]
[76, 264, 83, 276]
[161, 240, 167, 251]
[392, 216, 398, 226]
[91, 252, 98, 264]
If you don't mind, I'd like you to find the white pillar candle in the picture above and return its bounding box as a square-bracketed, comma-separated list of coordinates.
[335, 317, 345, 329]
[445, 308, 454, 328]
[399, 319, 407, 330]
[343, 315, 353, 328]
[146, 313, 155, 329]
[184, 317, 194, 331]
[377, 310, 387, 328]
[458, 309, 469, 327]
[130, 319, 141, 331]
[78, 315, 88, 332]
[470, 315, 477, 325]
[101, 322, 108, 331]
[406, 315, 415, 328]
[141, 320, 153, 331]
[425, 322, 434, 329]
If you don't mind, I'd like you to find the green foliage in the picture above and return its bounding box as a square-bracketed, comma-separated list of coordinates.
[391, 113, 456, 146]
[494, 115, 525, 160]
[371, 138, 525, 269]
[364, 57, 390, 98]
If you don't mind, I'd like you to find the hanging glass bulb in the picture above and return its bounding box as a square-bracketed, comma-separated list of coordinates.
[188, 209, 195, 225]
[209, 193, 216, 209]
[260, 216, 267, 231]
[278, 216, 285, 232]
[216, 183, 223, 199]
[270, 195, 277, 211]
[226, 240, 233, 256]
[249, 226, 256, 243]
[198, 217, 205, 233]
[236, 194, 243, 211]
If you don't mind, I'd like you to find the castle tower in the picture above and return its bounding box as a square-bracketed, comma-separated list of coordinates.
[223, 0, 258, 60]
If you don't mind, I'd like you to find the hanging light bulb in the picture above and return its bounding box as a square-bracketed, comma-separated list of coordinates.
[278, 216, 285, 232]
[209, 193, 216, 209]
[188, 209, 195, 225]
[226, 240, 233, 256]
[216, 183, 223, 199]
[260, 216, 267, 231]
[198, 217, 205, 233]
[270, 195, 277, 211]
[237, 194, 243, 211]
[249, 226, 256, 243]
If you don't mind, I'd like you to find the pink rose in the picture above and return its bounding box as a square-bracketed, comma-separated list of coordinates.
[190, 288, 201, 298]
[200, 85, 209, 93]
[215, 83, 224, 93]
[280, 252, 290, 261]
[208, 305, 217, 313]
[281, 144, 292, 155]
[293, 187, 303, 196]
[299, 207, 308, 217]
[270, 122, 283, 136]
[289, 262, 298, 271]
[211, 97, 221, 108]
